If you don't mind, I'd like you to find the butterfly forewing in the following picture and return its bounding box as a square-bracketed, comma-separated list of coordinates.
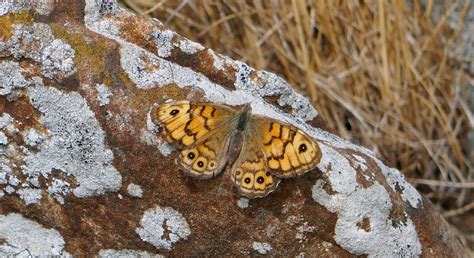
[152, 101, 237, 178]
[152, 101, 235, 147]
[254, 117, 322, 178]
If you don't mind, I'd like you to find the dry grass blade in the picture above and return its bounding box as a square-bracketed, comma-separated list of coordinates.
[444, 202, 474, 218]
[409, 178, 474, 189]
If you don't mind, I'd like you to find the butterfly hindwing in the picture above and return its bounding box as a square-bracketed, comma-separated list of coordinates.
[179, 129, 232, 178]
[230, 141, 281, 198]
[256, 118, 322, 178]
[152, 101, 236, 178]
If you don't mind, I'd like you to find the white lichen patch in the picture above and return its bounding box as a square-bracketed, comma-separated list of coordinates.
[317, 146, 358, 197]
[41, 39, 76, 79]
[33, 0, 53, 15]
[127, 183, 143, 198]
[120, 45, 175, 90]
[307, 139, 422, 257]
[146, 108, 159, 132]
[24, 85, 122, 198]
[207, 49, 233, 71]
[153, 29, 174, 58]
[47, 178, 73, 204]
[16, 187, 42, 205]
[352, 154, 375, 181]
[0, 1, 52, 16]
[157, 140, 174, 156]
[136, 206, 191, 251]
[8, 175, 20, 186]
[84, 0, 122, 38]
[96, 83, 112, 106]
[0, 156, 11, 184]
[0, 132, 8, 145]
[8, 23, 55, 63]
[258, 70, 317, 121]
[0, 113, 21, 200]
[0, 213, 69, 256]
[0, 1, 26, 16]
[373, 158, 422, 208]
[232, 61, 317, 121]
[0, 35, 64, 207]
[310, 144, 422, 257]
[252, 242, 272, 255]
[234, 62, 252, 89]
[0, 113, 13, 128]
[312, 178, 421, 257]
[152, 30, 204, 57]
[237, 197, 249, 209]
[23, 128, 45, 147]
[98, 0, 121, 16]
[4, 185, 15, 194]
[178, 38, 205, 55]
[0, 61, 29, 96]
[352, 154, 368, 171]
[99, 249, 163, 257]
[7, 23, 75, 81]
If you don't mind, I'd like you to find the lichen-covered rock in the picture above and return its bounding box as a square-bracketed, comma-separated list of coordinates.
[0, 1, 469, 256]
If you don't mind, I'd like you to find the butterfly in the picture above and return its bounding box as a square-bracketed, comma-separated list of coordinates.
[151, 101, 322, 198]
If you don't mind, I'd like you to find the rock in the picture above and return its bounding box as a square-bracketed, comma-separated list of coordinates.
[0, 0, 469, 256]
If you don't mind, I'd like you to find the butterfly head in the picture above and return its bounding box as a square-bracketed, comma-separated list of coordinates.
[241, 102, 252, 113]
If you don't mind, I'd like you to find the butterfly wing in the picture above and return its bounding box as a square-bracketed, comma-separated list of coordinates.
[178, 129, 233, 178]
[230, 118, 281, 198]
[152, 101, 236, 178]
[230, 139, 281, 198]
[256, 117, 322, 178]
[152, 101, 235, 147]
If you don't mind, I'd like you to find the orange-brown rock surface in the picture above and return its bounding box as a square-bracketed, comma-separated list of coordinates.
[0, 1, 469, 256]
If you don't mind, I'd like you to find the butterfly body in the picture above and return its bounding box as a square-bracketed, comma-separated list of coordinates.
[235, 105, 251, 131]
[152, 101, 322, 198]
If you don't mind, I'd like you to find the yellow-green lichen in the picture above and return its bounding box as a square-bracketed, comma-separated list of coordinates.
[118, 71, 183, 110]
[102, 72, 114, 87]
[50, 23, 109, 76]
[118, 70, 134, 87]
[0, 11, 33, 39]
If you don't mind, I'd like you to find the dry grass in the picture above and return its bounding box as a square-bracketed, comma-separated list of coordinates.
[122, 0, 473, 248]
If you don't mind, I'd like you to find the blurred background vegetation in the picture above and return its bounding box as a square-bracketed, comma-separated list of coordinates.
[121, 0, 473, 249]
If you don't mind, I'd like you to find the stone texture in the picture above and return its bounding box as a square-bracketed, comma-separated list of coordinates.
[0, 0, 469, 256]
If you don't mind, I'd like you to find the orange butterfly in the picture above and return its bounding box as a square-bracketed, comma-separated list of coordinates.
[151, 101, 321, 198]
